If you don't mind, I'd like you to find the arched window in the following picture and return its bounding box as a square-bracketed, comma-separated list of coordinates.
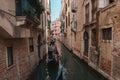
[84, 31, 89, 40]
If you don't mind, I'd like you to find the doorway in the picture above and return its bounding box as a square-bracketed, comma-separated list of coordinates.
[83, 31, 89, 57]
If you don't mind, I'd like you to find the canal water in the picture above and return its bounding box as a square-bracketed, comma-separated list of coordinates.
[60, 44, 108, 80]
[28, 42, 108, 80]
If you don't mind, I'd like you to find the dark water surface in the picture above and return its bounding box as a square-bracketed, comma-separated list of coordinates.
[29, 43, 108, 80]
[61, 44, 108, 80]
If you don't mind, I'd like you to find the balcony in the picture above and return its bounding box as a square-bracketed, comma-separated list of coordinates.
[0, 9, 30, 38]
[71, 0, 77, 13]
[16, 0, 43, 27]
[0, 26, 30, 39]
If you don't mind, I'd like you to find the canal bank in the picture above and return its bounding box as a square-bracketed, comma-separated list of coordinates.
[60, 42, 108, 80]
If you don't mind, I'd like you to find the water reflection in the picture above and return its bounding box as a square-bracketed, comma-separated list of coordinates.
[28, 42, 108, 80]
[48, 61, 59, 80]
[60, 45, 108, 80]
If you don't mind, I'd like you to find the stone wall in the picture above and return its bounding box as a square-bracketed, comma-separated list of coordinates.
[89, 46, 99, 66]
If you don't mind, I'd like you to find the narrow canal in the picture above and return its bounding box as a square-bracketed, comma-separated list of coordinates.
[29, 42, 108, 80]
[60, 43, 108, 80]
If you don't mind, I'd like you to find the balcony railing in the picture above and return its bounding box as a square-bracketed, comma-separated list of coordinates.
[16, 0, 41, 25]
[71, 0, 77, 13]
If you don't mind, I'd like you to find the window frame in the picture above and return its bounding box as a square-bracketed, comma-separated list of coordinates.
[91, 0, 97, 21]
[91, 28, 97, 46]
[68, 0, 70, 7]
[71, 13, 77, 32]
[85, 3, 90, 23]
[102, 27, 112, 41]
[29, 37, 34, 52]
[99, 0, 115, 8]
[66, 16, 67, 28]
[6, 47, 13, 67]
[68, 12, 70, 26]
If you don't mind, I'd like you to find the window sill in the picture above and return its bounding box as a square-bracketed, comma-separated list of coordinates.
[29, 51, 34, 54]
[101, 24, 112, 29]
[101, 2, 116, 12]
[102, 40, 112, 43]
[83, 22, 90, 26]
[7, 64, 14, 70]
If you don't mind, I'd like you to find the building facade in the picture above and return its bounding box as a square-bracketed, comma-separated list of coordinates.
[0, 0, 50, 80]
[60, 0, 120, 80]
[60, 0, 83, 58]
[98, 0, 120, 80]
[50, 18, 61, 39]
[45, 0, 51, 56]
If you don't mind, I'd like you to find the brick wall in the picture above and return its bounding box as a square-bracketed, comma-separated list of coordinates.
[0, 39, 21, 80]
[112, 55, 120, 80]
[0, 29, 40, 80]
[100, 56, 111, 75]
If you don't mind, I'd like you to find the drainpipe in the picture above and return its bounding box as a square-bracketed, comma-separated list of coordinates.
[96, 9, 100, 66]
[71, 29, 72, 52]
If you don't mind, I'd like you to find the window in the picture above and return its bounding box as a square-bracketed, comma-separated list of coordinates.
[91, 0, 97, 20]
[16, 0, 22, 16]
[29, 38, 34, 52]
[72, 13, 77, 32]
[66, 3, 67, 12]
[42, 14, 44, 28]
[45, 14, 46, 26]
[91, 29, 97, 46]
[74, 32, 76, 41]
[109, 0, 115, 3]
[99, 0, 115, 8]
[102, 28, 112, 40]
[7, 47, 13, 67]
[63, 22, 65, 32]
[68, 12, 70, 26]
[66, 16, 67, 27]
[85, 3, 89, 23]
[68, 0, 70, 7]
[71, 0, 77, 13]
[73, 13, 77, 29]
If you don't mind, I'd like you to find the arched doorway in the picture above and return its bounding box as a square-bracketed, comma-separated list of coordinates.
[83, 31, 89, 57]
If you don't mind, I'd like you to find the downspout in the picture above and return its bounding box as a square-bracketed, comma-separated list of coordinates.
[96, 9, 100, 66]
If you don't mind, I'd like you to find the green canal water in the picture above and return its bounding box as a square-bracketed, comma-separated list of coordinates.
[28, 43, 108, 80]
[61, 45, 108, 80]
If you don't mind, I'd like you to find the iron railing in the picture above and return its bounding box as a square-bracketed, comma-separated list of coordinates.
[16, 0, 40, 24]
